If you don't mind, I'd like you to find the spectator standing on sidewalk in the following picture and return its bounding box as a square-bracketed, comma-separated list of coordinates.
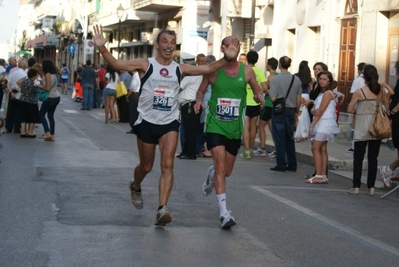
[197, 55, 216, 158]
[380, 60, 399, 187]
[240, 51, 266, 159]
[347, 62, 366, 152]
[39, 59, 61, 142]
[96, 64, 106, 108]
[177, 53, 203, 160]
[126, 71, 140, 134]
[5, 59, 27, 134]
[259, 58, 279, 158]
[78, 60, 98, 110]
[294, 60, 312, 142]
[269, 56, 301, 172]
[306, 71, 340, 184]
[117, 70, 132, 122]
[347, 65, 392, 195]
[195, 36, 263, 228]
[92, 25, 241, 226]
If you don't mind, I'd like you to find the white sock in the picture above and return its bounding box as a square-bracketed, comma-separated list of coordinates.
[387, 166, 393, 173]
[216, 193, 227, 217]
[351, 140, 355, 149]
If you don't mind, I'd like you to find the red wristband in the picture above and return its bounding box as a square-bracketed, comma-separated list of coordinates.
[99, 47, 107, 54]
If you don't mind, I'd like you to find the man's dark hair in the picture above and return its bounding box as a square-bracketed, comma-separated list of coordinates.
[267, 57, 278, 70]
[156, 29, 176, 43]
[246, 51, 259, 65]
[62, 63, 66, 67]
[86, 60, 91, 67]
[357, 62, 366, 72]
[197, 53, 206, 58]
[0, 58, 5, 66]
[28, 57, 36, 68]
[279, 56, 291, 69]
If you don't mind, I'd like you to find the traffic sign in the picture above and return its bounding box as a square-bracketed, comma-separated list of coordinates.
[189, 30, 208, 39]
[67, 45, 76, 53]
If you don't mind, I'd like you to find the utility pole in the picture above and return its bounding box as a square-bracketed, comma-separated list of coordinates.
[250, 0, 256, 50]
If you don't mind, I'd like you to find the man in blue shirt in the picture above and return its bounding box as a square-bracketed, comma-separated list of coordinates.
[78, 60, 98, 110]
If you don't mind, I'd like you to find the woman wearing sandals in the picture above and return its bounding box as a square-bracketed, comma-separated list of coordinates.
[38, 59, 61, 141]
[347, 65, 393, 195]
[306, 71, 340, 184]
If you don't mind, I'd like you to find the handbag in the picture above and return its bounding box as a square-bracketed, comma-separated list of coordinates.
[116, 81, 127, 98]
[35, 77, 55, 102]
[36, 89, 49, 102]
[369, 90, 391, 139]
[273, 75, 295, 115]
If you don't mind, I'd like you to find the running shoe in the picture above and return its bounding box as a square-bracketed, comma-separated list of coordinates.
[268, 150, 277, 158]
[380, 166, 393, 187]
[239, 150, 252, 159]
[346, 148, 354, 152]
[129, 180, 143, 209]
[253, 147, 267, 157]
[155, 206, 172, 226]
[202, 165, 215, 196]
[386, 139, 395, 151]
[220, 210, 236, 229]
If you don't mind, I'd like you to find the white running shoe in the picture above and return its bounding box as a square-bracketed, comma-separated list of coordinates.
[155, 206, 172, 226]
[220, 211, 236, 229]
[380, 166, 393, 187]
[202, 165, 215, 196]
[129, 180, 143, 209]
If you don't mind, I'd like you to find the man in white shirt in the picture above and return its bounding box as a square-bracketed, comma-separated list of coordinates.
[177, 53, 203, 159]
[5, 59, 27, 133]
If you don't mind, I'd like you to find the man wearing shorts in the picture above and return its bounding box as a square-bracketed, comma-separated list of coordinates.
[240, 51, 267, 159]
[254, 57, 278, 157]
[194, 37, 264, 229]
[60, 63, 70, 95]
[92, 25, 240, 226]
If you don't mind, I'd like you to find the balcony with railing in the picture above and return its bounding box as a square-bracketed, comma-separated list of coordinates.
[132, 0, 184, 13]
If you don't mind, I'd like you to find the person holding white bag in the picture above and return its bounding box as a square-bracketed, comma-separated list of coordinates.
[294, 61, 312, 141]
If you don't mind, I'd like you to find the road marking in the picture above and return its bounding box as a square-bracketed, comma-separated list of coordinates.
[259, 186, 385, 195]
[250, 186, 399, 259]
[63, 109, 79, 114]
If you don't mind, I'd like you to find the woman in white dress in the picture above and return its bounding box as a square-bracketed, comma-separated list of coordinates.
[306, 71, 340, 184]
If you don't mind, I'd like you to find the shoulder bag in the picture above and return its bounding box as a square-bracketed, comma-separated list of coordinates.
[272, 75, 295, 115]
[369, 90, 391, 139]
[116, 81, 128, 98]
[35, 77, 56, 102]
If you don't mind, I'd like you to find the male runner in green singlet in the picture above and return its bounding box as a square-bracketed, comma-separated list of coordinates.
[194, 36, 264, 229]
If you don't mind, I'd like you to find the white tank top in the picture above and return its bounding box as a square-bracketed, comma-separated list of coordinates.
[136, 57, 181, 125]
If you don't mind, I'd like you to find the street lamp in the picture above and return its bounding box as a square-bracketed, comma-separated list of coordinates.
[116, 4, 124, 60]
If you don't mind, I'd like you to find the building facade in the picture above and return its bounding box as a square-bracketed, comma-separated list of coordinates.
[16, 0, 399, 108]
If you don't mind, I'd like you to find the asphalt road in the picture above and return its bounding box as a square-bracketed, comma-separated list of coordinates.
[1, 94, 399, 267]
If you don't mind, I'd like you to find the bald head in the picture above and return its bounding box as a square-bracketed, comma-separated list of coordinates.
[18, 59, 27, 70]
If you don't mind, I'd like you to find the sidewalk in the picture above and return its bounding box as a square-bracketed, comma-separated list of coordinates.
[260, 131, 397, 189]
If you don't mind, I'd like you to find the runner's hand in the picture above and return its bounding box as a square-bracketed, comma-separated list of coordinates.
[253, 92, 264, 105]
[222, 37, 240, 60]
[92, 25, 109, 48]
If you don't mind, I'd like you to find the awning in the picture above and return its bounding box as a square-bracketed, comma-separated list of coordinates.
[16, 50, 32, 56]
